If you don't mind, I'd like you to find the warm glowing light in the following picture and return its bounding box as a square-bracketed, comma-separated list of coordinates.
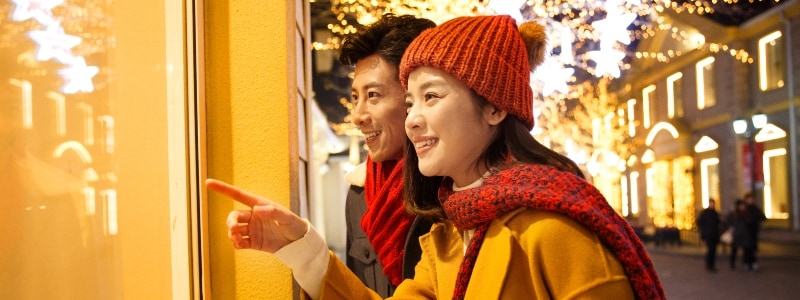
[53, 140, 93, 164]
[754, 123, 787, 143]
[763, 148, 788, 219]
[10, 0, 64, 24]
[645, 122, 679, 146]
[700, 158, 719, 208]
[588, 45, 626, 78]
[694, 136, 719, 153]
[621, 175, 629, 216]
[666, 72, 682, 118]
[642, 84, 655, 128]
[78, 103, 94, 146]
[48, 92, 67, 136]
[627, 99, 636, 136]
[641, 149, 655, 164]
[101, 189, 118, 235]
[758, 30, 782, 91]
[630, 171, 639, 214]
[83, 187, 96, 215]
[696, 56, 715, 109]
[99, 115, 115, 154]
[59, 57, 100, 94]
[28, 23, 82, 63]
[9, 78, 33, 129]
[535, 58, 574, 96]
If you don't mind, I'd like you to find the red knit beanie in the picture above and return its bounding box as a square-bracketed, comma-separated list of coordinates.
[400, 15, 547, 130]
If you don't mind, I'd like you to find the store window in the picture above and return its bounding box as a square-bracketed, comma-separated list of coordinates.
[1, 0, 194, 299]
[758, 30, 785, 91]
[696, 56, 716, 109]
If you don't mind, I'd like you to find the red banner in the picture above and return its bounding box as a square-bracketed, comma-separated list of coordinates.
[742, 141, 765, 189]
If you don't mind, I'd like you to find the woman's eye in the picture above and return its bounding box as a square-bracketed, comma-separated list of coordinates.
[367, 91, 379, 98]
[424, 93, 438, 101]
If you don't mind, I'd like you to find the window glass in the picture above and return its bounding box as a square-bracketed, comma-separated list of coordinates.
[1, 1, 186, 298]
[667, 72, 683, 118]
[759, 31, 785, 91]
[696, 57, 716, 109]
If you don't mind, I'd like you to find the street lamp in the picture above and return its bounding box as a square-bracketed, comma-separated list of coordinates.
[732, 111, 767, 202]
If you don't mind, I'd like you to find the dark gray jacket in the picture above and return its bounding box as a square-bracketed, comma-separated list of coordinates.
[344, 184, 431, 298]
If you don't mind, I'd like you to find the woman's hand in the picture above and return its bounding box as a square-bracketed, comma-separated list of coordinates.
[206, 179, 308, 253]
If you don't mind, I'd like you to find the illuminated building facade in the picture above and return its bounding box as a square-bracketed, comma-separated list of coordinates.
[613, 1, 800, 238]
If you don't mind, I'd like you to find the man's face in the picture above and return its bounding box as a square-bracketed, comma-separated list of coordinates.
[349, 55, 407, 162]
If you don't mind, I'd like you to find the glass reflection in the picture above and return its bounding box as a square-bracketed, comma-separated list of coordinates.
[1, 0, 119, 298]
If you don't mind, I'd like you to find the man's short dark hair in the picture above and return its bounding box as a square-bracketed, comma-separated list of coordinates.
[339, 14, 435, 67]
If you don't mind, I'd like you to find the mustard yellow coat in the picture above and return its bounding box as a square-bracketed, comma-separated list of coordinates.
[320, 208, 635, 299]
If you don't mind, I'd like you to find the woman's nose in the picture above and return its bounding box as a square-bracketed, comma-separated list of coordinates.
[405, 107, 422, 130]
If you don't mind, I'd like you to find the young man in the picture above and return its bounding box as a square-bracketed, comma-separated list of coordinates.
[337, 14, 436, 297]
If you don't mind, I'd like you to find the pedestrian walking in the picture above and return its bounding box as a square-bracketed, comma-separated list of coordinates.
[696, 199, 722, 272]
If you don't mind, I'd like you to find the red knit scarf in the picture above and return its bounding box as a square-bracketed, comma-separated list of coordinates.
[361, 157, 414, 286]
[440, 164, 665, 300]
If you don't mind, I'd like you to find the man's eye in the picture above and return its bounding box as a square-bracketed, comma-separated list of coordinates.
[368, 91, 379, 98]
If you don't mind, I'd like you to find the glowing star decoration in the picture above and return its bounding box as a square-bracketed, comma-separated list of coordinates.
[535, 58, 574, 96]
[591, 12, 636, 45]
[11, 0, 64, 25]
[588, 46, 626, 78]
[556, 23, 574, 64]
[58, 57, 99, 94]
[28, 24, 82, 63]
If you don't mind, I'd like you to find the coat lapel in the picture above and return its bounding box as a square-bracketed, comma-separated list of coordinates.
[464, 219, 513, 299]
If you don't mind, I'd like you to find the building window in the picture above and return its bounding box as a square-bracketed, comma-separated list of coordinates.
[666, 72, 683, 118]
[627, 99, 636, 137]
[759, 30, 785, 91]
[630, 171, 640, 215]
[700, 158, 720, 209]
[763, 148, 789, 219]
[643, 85, 656, 128]
[696, 57, 716, 109]
[621, 175, 629, 216]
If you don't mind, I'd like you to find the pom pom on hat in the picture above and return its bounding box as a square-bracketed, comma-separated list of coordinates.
[400, 15, 547, 129]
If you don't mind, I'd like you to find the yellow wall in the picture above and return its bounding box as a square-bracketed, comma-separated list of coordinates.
[204, 0, 297, 298]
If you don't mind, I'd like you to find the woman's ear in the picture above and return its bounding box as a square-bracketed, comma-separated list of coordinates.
[483, 104, 507, 126]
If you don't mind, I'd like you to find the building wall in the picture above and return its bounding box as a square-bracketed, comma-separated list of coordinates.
[619, 1, 800, 232]
[204, 0, 308, 298]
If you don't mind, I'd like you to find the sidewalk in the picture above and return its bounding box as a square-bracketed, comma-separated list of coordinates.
[645, 240, 800, 261]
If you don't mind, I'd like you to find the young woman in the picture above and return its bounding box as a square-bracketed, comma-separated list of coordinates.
[208, 15, 664, 299]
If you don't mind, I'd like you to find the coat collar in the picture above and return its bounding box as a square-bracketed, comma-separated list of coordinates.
[344, 162, 366, 187]
[423, 208, 526, 299]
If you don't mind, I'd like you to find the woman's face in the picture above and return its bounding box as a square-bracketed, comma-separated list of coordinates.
[405, 66, 505, 186]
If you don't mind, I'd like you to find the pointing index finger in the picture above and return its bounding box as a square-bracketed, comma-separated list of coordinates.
[206, 178, 263, 208]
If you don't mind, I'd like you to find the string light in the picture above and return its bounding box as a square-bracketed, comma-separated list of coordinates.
[315, 0, 776, 95]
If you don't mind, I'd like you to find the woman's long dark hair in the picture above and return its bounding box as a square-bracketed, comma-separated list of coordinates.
[403, 95, 584, 222]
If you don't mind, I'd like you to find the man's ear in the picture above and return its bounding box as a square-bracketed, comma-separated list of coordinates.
[483, 104, 507, 126]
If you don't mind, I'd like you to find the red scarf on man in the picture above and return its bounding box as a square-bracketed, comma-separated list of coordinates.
[440, 164, 665, 300]
[361, 157, 413, 286]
